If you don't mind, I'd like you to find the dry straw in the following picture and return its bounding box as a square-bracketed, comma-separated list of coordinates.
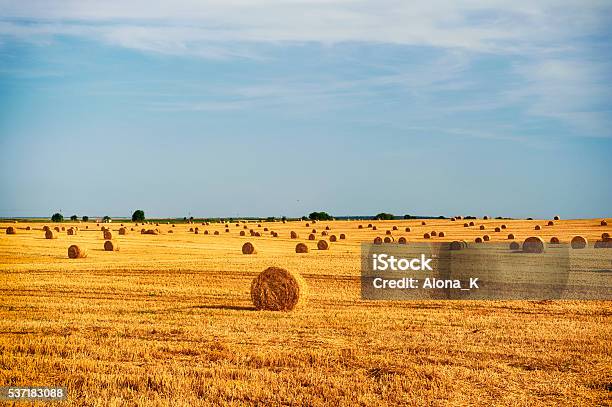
[68, 245, 87, 259]
[295, 243, 308, 253]
[242, 242, 256, 255]
[251, 267, 307, 311]
[67, 228, 77, 236]
[104, 240, 119, 251]
[570, 236, 587, 249]
[523, 237, 544, 253]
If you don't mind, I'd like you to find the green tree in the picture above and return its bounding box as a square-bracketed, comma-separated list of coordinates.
[132, 209, 145, 222]
[51, 213, 64, 222]
[70, 215, 78, 221]
[308, 211, 333, 221]
[82, 216, 89, 222]
[374, 213, 394, 220]
[103, 216, 111, 223]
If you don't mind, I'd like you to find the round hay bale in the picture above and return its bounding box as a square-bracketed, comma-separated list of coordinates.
[305, 223, 310, 227]
[61, 226, 65, 231]
[204, 230, 209, 235]
[438, 232, 445, 237]
[372, 226, 377, 231]
[602, 232, 610, 239]
[225, 228, 230, 233]
[392, 226, 398, 231]
[405, 227, 411, 232]
[240, 230, 246, 236]
[214, 231, 219, 235]
[311, 229, 316, 233]
[290, 231, 298, 239]
[272, 232, 278, 237]
[295, 243, 308, 253]
[534, 225, 541, 230]
[423, 233, 431, 239]
[431, 231, 437, 237]
[54, 226, 61, 232]
[570, 236, 587, 249]
[421, 221, 426, 226]
[308, 233, 315, 240]
[451, 217, 456, 221]
[244, 225, 248, 229]
[103, 230, 113, 240]
[119, 227, 127, 235]
[172, 224, 176, 227]
[594, 239, 612, 249]
[168, 230, 174, 234]
[483, 216, 489, 220]
[321, 231, 328, 236]
[141, 228, 146, 234]
[250, 267, 307, 311]
[601, 220, 608, 226]
[45, 230, 57, 239]
[554, 215, 560, 220]
[242, 242, 256, 255]
[449, 241, 464, 251]
[325, 226, 330, 231]
[547, 221, 554, 226]
[385, 230, 392, 235]
[339, 233, 346, 240]
[26, 226, 31, 231]
[103, 240, 118, 251]
[508, 233, 515, 240]
[509, 241, 520, 250]
[67, 228, 77, 236]
[469, 222, 475, 226]
[6, 226, 16, 234]
[358, 225, 363, 229]
[523, 237, 545, 253]
[68, 245, 87, 259]
[483, 235, 490, 241]
[264, 227, 269, 232]
[317, 240, 329, 250]
[383, 236, 393, 243]
[463, 223, 469, 227]
[479, 225, 485, 230]
[494, 227, 501, 232]
[189, 227, 194, 232]
[398, 237, 407, 244]
[550, 237, 560, 244]
[254, 232, 261, 237]
[329, 235, 337, 242]
[475, 237, 483, 243]
[367, 224, 372, 228]
[373, 236, 383, 245]
[501, 224, 507, 229]
[194, 227, 199, 234]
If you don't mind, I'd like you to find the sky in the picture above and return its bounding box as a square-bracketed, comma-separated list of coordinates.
[0, 1, 611, 219]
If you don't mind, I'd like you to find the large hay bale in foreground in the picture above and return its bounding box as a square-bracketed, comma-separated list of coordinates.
[104, 240, 119, 251]
[68, 245, 87, 259]
[103, 230, 113, 240]
[523, 237, 544, 253]
[45, 230, 57, 239]
[317, 240, 329, 250]
[602, 232, 610, 239]
[242, 242, 256, 255]
[6, 226, 16, 234]
[570, 236, 587, 249]
[295, 243, 308, 253]
[251, 267, 307, 311]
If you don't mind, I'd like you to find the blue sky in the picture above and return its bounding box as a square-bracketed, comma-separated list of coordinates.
[0, 1, 611, 219]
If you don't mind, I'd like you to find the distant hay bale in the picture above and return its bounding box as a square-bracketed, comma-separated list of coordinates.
[438, 232, 445, 237]
[242, 242, 256, 255]
[479, 225, 485, 230]
[550, 237, 560, 244]
[45, 230, 57, 239]
[317, 240, 329, 250]
[383, 236, 393, 243]
[54, 226, 61, 232]
[405, 227, 411, 232]
[311, 229, 316, 233]
[141, 228, 146, 234]
[272, 232, 278, 237]
[431, 231, 437, 237]
[423, 233, 431, 239]
[103, 230, 113, 240]
[372, 226, 377, 231]
[61, 227, 65, 231]
[449, 240, 467, 251]
[603, 232, 610, 239]
[6, 226, 16, 234]
[168, 230, 173, 234]
[339, 233, 346, 240]
[308, 233, 315, 240]
[508, 233, 515, 240]
[290, 231, 298, 239]
[547, 221, 554, 226]
[119, 227, 127, 235]
[264, 227, 269, 232]
[373, 236, 383, 245]
[463, 223, 469, 227]
[385, 230, 392, 235]
[225, 228, 230, 233]
[305, 223, 310, 227]
[325, 226, 330, 230]
[244, 225, 248, 229]
[509, 241, 520, 250]
[501, 224, 507, 229]
[214, 231, 219, 235]
[67, 228, 77, 236]
[570, 236, 587, 249]
[483, 235, 490, 241]
[42, 226, 50, 232]
[240, 231, 246, 236]
[469, 222, 475, 226]
[601, 220, 608, 226]
[398, 237, 407, 244]
[523, 237, 545, 253]
[189, 227, 194, 232]
[103, 240, 118, 251]
[250, 267, 307, 311]
[494, 227, 501, 232]
[421, 221, 426, 226]
[321, 231, 328, 236]
[392, 226, 398, 231]
[358, 225, 363, 229]
[475, 237, 483, 243]
[204, 230, 209, 235]
[451, 217, 456, 221]
[254, 232, 261, 237]
[194, 228, 199, 234]
[329, 235, 337, 242]
[68, 245, 87, 259]
[172, 224, 176, 227]
[554, 215, 560, 220]
[534, 225, 541, 230]
[143, 229, 159, 235]
[26, 226, 31, 231]
[295, 243, 309, 253]
[368, 224, 372, 228]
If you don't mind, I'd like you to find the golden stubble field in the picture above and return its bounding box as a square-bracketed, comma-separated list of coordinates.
[1, 218, 611, 406]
